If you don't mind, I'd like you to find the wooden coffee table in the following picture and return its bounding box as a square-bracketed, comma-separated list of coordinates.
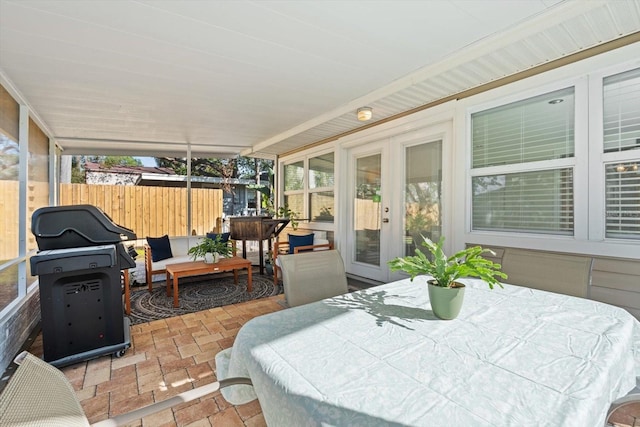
[165, 257, 252, 307]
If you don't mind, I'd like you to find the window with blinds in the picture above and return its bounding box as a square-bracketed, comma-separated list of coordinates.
[472, 87, 575, 168]
[470, 87, 575, 235]
[605, 163, 640, 239]
[603, 67, 640, 154]
[604, 67, 640, 240]
[472, 170, 573, 234]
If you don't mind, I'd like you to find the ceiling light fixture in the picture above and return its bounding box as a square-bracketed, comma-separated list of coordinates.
[616, 164, 626, 172]
[357, 107, 373, 121]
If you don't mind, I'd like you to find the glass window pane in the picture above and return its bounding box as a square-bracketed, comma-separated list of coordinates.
[354, 154, 381, 266]
[309, 153, 334, 189]
[0, 132, 19, 260]
[0, 131, 19, 311]
[284, 194, 304, 218]
[604, 67, 640, 153]
[0, 264, 18, 311]
[605, 162, 640, 239]
[28, 119, 50, 253]
[472, 87, 575, 168]
[191, 186, 223, 235]
[472, 169, 574, 235]
[27, 254, 37, 288]
[284, 161, 304, 191]
[405, 141, 442, 256]
[310, 191, 334, 222]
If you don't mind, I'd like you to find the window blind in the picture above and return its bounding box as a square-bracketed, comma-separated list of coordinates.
[605, 163, 640, 239]
[472, 87, 575, 168]
[472, 169, 573, 235]
[604, 67, 640, 153]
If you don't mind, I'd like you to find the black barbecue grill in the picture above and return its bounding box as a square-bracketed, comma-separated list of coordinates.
[30, 205, 137, 367]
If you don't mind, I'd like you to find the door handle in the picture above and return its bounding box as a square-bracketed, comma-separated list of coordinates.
[382, 218, 389, 223]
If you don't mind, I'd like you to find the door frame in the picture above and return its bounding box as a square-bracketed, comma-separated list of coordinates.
[344, 140, 391, 281]
[340, 120, 453, 283]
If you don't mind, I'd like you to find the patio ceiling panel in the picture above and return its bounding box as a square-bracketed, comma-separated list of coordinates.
[247, 1, 640, 158]
[374, 94, 422, 113]
[0, 1, 639, 159]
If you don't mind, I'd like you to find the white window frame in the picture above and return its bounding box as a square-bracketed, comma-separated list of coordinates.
[281, 157, 305, 219]
[589, 61, 640, 242]
[466, 77, 589, 241]
[280, 146, 336, 231]
[307, 151, 335, 225]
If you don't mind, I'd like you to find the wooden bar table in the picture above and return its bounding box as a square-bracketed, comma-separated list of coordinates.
[229, 216, 289, 274]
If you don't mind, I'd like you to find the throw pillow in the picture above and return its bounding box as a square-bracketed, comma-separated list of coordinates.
[206, 232, 231, 242]
[146, 235, 173, 262]
[288, 233, 314, 254]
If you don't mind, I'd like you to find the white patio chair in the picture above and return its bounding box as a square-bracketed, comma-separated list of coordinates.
[0, 351, 252, 426]
[278, 249, 348, 307]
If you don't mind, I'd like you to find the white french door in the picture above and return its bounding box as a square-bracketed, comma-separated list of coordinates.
[345, 124, 446, 282]
[345, 141, 390, 281]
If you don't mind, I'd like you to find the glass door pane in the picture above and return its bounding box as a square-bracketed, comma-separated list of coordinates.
[404, 141, 442, 256]
[354, 154, 381, 265]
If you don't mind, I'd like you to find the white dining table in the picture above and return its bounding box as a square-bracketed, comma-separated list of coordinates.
[215, 277, 640, 426]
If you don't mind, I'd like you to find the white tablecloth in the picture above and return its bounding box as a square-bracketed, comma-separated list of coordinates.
[215, 277, 640, 426]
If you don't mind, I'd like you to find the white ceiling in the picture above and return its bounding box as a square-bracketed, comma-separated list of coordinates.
[0, 0, 639, 159]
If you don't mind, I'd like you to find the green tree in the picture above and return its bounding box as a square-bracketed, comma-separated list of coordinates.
[155, 156, 272, 179]
[155, 157, 230, 177]
[0, 135, 19, 180]
[86, 156, 141, 168]
[71, 156, 85, 183]
[69, 155, 142, 183]
[101, 156, 142, 167]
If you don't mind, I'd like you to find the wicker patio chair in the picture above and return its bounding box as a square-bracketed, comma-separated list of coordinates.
[0, 351, 252, 426]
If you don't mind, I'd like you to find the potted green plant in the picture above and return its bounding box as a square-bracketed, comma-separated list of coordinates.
[264, 249, 274, 275]
[314, 206, 334, 222]
[276, 204, 300, 229]
[388, 236, 507, 320]
[188, 235, 233, 263]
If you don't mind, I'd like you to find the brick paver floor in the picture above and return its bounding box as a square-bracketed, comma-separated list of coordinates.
[28, 295, 285, 426]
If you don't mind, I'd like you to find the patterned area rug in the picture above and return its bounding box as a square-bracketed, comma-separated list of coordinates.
[128, 273, 282, 325]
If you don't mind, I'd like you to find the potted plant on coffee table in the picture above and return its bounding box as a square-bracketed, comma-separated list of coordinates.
[188, 235, 233, 264]
[388, 236, 507, 320]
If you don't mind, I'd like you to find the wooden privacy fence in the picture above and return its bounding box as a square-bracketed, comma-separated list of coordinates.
[60, 184, 224, 241]
[0, 180, 19, 260]
[0, 180, 49, 260]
